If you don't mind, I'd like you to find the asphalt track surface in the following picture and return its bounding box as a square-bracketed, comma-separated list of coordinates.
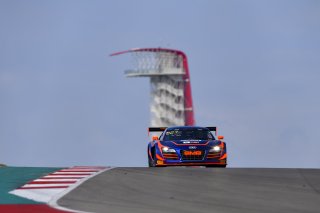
[58, 168, 320, 213]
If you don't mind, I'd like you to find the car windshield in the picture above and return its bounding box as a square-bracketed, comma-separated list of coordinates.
[163, 128, 214, 141]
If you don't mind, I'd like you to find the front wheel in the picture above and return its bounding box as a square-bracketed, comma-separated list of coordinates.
[148, 157, 154, 167]
[148, 148, 157, 167]
[147, 149, 153, 167]
[206, 164, 227, 168]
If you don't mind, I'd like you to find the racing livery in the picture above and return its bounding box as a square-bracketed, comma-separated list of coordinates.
[147, 126, 227, 167]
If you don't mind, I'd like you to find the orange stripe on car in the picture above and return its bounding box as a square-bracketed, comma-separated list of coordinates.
[156, 154, 164, 161]
[220, 142, 225, 149]
[157, 141, 165, 156]
[219, 153, 227, 160]
[157, 141, 164, 150]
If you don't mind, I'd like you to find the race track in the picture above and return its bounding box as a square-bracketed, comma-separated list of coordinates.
[58, 168, 320, 213]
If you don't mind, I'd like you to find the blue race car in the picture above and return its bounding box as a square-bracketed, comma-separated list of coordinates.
[147, 126, 227, 167]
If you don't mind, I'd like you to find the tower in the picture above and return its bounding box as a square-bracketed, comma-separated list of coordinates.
[111, 48, 195, 127]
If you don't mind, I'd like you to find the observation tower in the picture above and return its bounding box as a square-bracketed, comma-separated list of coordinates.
[111, 48, 195, 127]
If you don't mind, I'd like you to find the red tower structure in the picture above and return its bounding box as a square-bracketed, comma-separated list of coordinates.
[111, 48, 195, 126]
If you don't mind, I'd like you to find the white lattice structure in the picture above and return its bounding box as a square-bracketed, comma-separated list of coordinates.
[111, 48, 195, 127]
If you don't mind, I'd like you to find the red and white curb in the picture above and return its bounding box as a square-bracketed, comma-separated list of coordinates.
[10, 166, 113, 212]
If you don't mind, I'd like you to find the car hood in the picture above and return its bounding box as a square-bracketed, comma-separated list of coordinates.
[161, 140, 220, 148]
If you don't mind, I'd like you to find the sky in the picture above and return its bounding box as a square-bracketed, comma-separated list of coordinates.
[0, 0, 320, 168]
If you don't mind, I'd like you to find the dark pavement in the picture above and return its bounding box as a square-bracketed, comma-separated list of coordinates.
[58, 168, 320, 213]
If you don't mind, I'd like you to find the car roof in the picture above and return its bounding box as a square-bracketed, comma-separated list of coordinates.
[166, 126, 209, 130]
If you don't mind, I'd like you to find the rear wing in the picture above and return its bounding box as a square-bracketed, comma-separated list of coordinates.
[148, 127, 167, 136]
[148, 127, 217, 135]
[206, 127, 217, 136]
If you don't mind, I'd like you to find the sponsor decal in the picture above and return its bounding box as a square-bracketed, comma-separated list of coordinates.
[157, 160, 164, 165]
[183, 150, 202, 156]
[183, 141, 200, 144]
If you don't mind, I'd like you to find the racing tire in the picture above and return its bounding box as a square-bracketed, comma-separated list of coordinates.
[206, 164, 227, 168]
[148, 148, 154, 167]
[148, 148, 157, 167]
[148, 157, 155, 167]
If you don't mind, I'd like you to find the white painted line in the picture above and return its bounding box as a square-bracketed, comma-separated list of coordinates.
[11, 188, 65, 203]
[59, 170, 99, 172]
[44, 175, 86, 178]
[34, 179, 79, 182]
[22, 184, 71, 188]
[72, 166, 107, 169]
[9, 166, 113, 213]
[48, 167, 114, 213]
[52, 172, 93, 175]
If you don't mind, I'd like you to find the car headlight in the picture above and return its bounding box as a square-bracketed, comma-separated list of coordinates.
[209, 145, 221, 152]
[162, 147, 176, 153]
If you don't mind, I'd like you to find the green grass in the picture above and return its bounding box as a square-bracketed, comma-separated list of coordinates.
[0, 167, 63, 204]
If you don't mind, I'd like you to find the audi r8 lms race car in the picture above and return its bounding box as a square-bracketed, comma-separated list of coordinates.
[147, 126, 227, 167]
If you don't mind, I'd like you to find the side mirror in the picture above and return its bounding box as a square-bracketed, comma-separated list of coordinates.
[217, 135, 224, 140]
[152, 135, 159, 141]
